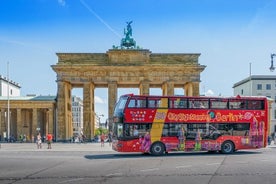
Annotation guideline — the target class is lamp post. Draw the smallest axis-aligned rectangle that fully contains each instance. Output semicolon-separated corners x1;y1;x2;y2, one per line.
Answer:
269;53;276;72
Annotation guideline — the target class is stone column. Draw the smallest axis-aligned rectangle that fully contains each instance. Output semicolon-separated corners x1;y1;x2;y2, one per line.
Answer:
0;109;5;138
56;81;72;141
139;80;150;95
184;82;193;96
192;82;200;96
162;81;174;96
108;81;117;120
48;108;54;134
16;109;22;138
184;82;200;96
83;82;95;139
32;108;37;137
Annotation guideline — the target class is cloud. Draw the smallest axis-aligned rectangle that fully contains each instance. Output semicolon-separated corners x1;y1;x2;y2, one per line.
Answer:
95;96;104;104
58;0;66;6
205;89;215;96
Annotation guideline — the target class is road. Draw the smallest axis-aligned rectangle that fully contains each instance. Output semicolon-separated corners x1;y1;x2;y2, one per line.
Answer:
0;143;276;184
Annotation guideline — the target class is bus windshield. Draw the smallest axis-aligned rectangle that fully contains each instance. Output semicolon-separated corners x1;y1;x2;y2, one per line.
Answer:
114;96;128;117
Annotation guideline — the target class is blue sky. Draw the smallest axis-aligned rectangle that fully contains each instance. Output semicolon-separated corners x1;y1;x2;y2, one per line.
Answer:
1;0;276;119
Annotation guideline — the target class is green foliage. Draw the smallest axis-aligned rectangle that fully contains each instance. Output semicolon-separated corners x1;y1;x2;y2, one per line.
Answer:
95;127;108;136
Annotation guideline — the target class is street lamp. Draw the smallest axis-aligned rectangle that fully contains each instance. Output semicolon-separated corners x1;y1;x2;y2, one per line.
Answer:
269;53;276;72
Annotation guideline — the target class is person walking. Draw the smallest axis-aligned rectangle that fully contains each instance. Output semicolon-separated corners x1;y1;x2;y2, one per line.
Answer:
100;133;105;147
46;133;53;149
108;131;113;146
36;133;42;149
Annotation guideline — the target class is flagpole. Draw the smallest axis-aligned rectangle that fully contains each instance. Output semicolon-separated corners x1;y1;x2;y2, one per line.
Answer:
7;62;10;142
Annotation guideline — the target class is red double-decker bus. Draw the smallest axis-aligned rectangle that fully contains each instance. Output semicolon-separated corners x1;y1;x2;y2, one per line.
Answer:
112;94;271;155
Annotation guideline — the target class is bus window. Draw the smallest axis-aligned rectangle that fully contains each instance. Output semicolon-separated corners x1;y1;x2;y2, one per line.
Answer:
162;124;169;136
128;99;136;108
114;96;128;116
128;97;147;108
158;98;168;108
169;98;188;108
247;100;264;110
114;123;123;138
229;99;246;109
124;124;152;138
147;97;168;108
148;99;157;108
189;99;209;109
210;99;228;109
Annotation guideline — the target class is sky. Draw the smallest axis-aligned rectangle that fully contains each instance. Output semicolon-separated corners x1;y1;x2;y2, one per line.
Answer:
1;0;276;119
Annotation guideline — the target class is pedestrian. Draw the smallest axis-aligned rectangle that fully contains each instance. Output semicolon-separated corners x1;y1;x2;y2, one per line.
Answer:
268;135;272;145
141;130;151;153
100;133;105;147
36;133;42;149
46;133;53;149
19;134;23;143
108;131;113;146
81;134;86;143
23;134;26;143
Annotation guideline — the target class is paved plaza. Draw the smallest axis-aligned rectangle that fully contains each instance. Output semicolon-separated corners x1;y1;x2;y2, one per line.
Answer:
1;142;276;184
0;142;114;152
1;141;275;152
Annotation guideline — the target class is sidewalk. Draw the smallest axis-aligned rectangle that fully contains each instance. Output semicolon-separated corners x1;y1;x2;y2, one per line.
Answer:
0;142;114;152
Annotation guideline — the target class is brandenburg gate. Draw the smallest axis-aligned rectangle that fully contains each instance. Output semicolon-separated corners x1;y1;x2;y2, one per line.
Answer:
51;22;206;141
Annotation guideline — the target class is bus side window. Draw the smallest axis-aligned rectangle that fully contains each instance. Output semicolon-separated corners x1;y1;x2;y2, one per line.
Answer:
239;101;246;109
128;99;136;108
148;100;156;108
248;100;264;110
210;99;228;109
137;99;147;108
179;100;187;108
158;98;168;108
169;98;187;108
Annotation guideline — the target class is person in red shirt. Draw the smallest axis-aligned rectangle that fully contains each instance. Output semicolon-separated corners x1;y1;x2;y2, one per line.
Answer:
100;133;105;147
46;133;53;149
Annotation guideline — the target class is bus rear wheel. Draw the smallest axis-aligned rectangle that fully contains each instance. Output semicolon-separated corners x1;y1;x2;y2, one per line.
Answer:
221;141;234;154
150;142;165;156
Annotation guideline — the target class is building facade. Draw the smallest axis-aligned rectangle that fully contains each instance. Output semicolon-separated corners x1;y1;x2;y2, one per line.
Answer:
233;75;276;135
72;96;83;137
0;75;21;97
0;95;56;142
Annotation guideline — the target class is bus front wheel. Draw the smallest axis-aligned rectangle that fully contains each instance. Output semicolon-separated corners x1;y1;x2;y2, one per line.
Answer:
221;141;234;154
150;142;165;156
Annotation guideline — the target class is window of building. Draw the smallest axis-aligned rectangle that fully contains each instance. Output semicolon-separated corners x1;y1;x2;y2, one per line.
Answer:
266;84;271;90
274;109;276;119
241;89;243;95
257;84;262;90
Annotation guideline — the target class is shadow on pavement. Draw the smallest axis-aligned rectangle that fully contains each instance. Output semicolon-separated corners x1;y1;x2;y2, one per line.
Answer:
84;150;262;160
